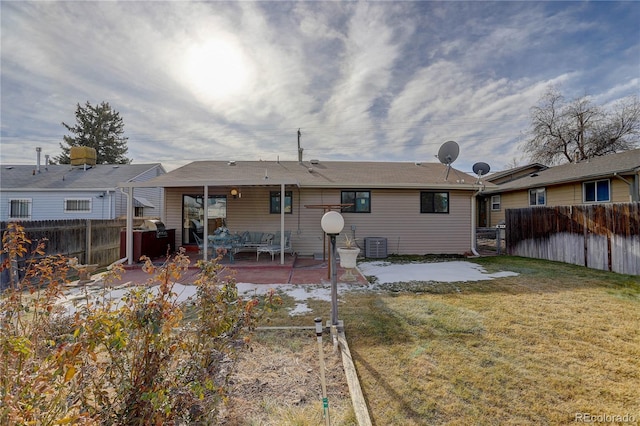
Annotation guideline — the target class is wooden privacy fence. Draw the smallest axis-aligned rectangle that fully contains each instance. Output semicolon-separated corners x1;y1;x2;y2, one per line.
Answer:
505;203;640;275
1;219;130;290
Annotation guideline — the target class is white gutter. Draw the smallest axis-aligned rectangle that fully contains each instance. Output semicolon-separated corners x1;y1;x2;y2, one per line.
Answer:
4;188;118;192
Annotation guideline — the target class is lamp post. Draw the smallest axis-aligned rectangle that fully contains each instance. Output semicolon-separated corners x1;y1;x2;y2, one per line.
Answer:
321;211;344;326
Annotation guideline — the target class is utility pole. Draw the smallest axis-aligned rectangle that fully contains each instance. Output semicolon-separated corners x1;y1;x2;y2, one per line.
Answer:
298;128;303;164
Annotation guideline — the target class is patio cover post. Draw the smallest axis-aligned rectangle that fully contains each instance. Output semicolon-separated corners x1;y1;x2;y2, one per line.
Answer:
126;188;134;265
203;185;208;262
280;182;285;264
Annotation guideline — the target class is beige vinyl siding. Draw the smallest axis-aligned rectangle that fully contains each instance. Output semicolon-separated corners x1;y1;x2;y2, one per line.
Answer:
488;176;637;227
165;186;473;256
489;192;524;227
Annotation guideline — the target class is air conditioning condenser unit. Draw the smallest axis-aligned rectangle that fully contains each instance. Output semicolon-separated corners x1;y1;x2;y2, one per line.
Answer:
364;237;387;258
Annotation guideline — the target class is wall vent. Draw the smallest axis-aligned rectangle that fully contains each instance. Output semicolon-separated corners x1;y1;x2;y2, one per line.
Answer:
364;237;387;258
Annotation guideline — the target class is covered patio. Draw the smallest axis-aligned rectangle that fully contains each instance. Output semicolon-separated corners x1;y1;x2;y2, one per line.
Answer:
119;176;300;267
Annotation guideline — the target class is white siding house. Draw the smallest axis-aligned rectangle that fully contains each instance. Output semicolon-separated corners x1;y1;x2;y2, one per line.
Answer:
1;163;166;221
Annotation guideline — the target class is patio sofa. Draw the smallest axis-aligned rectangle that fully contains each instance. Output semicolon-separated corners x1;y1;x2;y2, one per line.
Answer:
236;231;274;252
207;229;293;262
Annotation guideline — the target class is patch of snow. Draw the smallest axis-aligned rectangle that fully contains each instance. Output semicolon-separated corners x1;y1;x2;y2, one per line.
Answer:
56;261;518;316
357;260;519;284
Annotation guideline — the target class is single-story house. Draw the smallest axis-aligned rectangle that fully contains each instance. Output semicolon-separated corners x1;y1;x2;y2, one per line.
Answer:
479;148;640;227
119;159;488;264
1;157;166;221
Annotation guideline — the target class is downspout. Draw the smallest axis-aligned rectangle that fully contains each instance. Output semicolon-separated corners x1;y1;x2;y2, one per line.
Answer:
470;190;480;256
614;172;639;202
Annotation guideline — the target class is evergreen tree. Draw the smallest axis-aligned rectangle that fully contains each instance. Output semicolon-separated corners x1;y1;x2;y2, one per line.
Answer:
56;101;131;164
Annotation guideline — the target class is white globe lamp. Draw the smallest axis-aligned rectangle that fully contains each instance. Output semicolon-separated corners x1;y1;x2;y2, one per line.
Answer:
320;211;344;326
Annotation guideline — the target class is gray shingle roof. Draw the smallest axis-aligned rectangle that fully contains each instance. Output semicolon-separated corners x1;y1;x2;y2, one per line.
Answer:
135;160;485;190
483;149;640;193
1;164;164;190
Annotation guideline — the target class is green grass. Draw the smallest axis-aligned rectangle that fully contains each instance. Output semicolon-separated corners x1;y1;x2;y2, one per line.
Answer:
262;256;640;425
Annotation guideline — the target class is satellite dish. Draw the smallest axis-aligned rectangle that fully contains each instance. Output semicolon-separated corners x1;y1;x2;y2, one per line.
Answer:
472;162;491;177
437;140;459;180
437;141;459;165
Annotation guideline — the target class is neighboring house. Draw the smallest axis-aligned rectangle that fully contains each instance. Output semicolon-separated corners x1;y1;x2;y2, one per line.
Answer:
475;163;548;227
1;161;166;221
119;159;486;263
483;163;547;185
480;149;640;227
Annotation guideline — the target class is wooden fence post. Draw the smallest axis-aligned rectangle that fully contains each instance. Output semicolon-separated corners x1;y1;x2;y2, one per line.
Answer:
86;219;92;265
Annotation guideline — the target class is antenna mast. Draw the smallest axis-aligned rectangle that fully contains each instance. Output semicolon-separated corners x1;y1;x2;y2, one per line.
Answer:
298;128;303;164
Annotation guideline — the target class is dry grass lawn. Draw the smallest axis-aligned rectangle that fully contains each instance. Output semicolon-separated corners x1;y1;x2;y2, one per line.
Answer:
264;256;639;425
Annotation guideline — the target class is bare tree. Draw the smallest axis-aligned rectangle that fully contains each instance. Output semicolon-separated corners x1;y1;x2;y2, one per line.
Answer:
525;87;639;165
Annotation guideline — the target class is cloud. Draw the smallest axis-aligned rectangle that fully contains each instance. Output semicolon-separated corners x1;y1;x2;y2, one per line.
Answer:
1;1;638;173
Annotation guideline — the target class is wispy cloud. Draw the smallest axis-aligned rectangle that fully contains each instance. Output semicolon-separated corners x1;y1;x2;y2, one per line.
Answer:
1;1;638;173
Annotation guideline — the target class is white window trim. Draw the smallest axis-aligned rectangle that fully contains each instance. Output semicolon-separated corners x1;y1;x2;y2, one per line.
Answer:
583;179;611;203
64;198;92;213
529;188;546;206
491;195;501;211
9;198;32;220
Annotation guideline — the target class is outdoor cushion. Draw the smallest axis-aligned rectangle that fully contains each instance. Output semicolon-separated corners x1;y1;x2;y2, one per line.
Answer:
238;231;273;248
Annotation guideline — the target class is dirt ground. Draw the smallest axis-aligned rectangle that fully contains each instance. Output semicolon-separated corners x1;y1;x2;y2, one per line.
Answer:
218;329;355;425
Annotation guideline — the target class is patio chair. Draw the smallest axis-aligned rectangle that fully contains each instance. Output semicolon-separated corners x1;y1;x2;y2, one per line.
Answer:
193;232;210;255
256;231;293;261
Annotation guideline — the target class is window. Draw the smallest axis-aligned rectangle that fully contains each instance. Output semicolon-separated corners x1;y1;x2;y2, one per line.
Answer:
270;191;292;214
529;188;546;206
491;195;501;211
64;198;91;212
421;191;449;213
9;199;31;219
583;179;610;203
341;191;371;213
134;206;144;217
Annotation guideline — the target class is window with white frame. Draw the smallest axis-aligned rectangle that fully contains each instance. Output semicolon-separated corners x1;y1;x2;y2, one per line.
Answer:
9;199;31;219
529;188;546;206
583;179;610;203
491;195;501;211
64;198;91;213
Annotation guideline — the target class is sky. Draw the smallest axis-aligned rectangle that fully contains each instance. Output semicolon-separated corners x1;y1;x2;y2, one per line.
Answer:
1;1;639;174
58;260;520;316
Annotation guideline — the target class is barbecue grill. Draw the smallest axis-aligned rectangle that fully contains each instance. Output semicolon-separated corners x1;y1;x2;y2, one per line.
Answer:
119;220;175;261
144;219;168;238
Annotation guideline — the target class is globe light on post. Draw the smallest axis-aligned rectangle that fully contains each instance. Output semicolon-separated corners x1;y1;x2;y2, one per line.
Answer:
321;211;344;326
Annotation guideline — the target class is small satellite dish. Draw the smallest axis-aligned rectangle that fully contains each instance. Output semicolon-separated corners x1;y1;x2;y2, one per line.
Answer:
472;162;491;177
437;140;459;180
472;162;491;184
